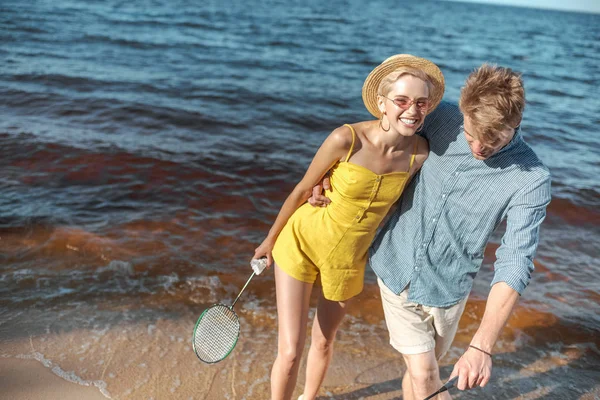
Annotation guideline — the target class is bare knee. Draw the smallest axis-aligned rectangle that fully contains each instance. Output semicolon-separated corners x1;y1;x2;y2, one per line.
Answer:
310;333;335;354
277;344;303;368
407;365;438;388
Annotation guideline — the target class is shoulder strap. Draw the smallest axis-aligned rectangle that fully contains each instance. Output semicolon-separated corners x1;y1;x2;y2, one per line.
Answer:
407;137;419;172
343;124;356;162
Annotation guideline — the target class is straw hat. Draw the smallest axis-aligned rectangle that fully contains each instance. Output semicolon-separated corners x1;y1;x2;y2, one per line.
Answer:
362;54;445;118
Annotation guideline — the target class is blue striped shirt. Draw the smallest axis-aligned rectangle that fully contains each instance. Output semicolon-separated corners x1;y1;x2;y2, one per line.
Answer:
368;102;552;307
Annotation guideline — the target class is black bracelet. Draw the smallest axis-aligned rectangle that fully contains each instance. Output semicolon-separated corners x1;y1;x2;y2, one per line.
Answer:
469;345;493;358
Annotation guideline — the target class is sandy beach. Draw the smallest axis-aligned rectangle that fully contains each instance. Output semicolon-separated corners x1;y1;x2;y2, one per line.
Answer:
0;286;413;400
2;287;599;399
0;358;107;400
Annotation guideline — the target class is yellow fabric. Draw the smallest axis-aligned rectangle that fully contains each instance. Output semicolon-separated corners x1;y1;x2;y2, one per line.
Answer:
272;124;417;301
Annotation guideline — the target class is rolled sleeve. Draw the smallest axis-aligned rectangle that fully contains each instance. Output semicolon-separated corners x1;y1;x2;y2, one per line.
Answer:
491;174;552;294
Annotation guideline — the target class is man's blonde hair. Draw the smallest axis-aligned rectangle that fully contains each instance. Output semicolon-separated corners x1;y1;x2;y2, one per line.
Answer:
459;64;525;141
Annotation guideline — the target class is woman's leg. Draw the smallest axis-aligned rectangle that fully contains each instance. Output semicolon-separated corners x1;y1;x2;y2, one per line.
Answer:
301;289;349;400
271;263;314;400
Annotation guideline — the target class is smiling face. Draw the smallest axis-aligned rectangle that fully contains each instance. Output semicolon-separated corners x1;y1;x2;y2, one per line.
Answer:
377;74;430;137
463;116;516;160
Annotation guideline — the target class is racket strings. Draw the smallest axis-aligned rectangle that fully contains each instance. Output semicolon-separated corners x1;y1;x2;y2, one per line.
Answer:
193;305;240;363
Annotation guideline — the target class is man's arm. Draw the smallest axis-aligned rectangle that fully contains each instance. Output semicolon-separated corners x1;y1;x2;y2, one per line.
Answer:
451;282;518;389
451;174;552;390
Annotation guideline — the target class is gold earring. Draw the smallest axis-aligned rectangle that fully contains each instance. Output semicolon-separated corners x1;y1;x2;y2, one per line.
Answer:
380;114;390;132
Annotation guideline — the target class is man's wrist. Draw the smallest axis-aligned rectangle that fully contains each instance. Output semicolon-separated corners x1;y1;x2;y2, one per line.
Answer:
469;336;494;354
468;344;493;358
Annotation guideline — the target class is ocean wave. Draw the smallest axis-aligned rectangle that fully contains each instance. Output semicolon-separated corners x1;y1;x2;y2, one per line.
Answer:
82;34;171;50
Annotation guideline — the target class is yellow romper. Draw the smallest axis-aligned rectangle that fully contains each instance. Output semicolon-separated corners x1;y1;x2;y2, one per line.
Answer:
272;124;417;301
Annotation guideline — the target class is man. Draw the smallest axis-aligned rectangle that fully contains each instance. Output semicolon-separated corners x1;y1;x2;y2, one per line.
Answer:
310;64;551;399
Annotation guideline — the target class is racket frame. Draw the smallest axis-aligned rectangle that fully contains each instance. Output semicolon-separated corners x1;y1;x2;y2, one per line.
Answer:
192;304;240;364
192;258;266;364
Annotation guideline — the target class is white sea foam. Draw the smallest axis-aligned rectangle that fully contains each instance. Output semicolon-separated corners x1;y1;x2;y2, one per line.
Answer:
15;352;112;398
12;269;37;279
98;260;134;275
91;324;110;337
159;272;180;293
187;275;222;304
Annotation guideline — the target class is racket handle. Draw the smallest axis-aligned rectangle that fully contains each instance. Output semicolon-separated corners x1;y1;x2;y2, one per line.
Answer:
250;257;268;275
423;376;458;400
442;376;459;390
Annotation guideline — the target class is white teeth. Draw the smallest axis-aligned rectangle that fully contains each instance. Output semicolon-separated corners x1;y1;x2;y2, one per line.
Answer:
400;118;417;124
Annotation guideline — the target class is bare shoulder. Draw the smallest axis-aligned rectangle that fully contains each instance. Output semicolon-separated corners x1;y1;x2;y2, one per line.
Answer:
413;135;430;168
328;124;355;150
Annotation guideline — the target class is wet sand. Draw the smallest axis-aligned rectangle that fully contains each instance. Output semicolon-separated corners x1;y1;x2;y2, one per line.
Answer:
0;358;107;400
0;291;408;400
2;285;599;400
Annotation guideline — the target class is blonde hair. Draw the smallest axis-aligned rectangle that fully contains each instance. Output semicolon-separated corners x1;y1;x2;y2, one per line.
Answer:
378;67;434;99
459;64;525;141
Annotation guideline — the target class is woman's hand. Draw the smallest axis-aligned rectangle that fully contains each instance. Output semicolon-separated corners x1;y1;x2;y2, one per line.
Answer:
253;238;275;269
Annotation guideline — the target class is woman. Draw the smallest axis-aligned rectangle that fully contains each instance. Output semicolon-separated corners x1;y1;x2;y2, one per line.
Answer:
253;54;445;400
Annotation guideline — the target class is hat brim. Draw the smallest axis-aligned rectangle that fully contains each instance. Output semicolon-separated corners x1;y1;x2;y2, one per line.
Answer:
362;54;445;118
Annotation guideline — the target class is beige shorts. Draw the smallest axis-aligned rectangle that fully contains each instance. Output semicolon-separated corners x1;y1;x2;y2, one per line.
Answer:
378;278;467;359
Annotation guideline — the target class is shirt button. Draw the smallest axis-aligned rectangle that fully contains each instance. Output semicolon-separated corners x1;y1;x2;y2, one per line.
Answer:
414;267;419;271
376;176;381;182
422;243;426;248
454;171;459;176
442;194;446;198
432;218;436;222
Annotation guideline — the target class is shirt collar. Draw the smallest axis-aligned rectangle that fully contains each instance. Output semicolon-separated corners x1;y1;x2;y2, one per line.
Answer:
492;126;523;157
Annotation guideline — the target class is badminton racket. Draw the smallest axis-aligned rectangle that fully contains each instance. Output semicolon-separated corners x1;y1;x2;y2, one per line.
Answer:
423;376;458;400
192;257;267;364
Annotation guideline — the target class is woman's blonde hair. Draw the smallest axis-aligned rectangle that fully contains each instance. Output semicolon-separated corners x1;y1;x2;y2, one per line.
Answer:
378;67;434;99
459;64;525;141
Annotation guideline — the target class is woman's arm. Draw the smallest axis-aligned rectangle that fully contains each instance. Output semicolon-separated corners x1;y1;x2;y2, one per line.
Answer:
252;126;352;266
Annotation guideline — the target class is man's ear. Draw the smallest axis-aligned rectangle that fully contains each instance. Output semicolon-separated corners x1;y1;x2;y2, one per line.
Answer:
514;116;522;130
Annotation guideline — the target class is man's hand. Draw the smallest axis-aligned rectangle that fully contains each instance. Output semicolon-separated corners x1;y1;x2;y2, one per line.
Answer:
307;174;332;207
450;346;492;390
449;282;518;391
